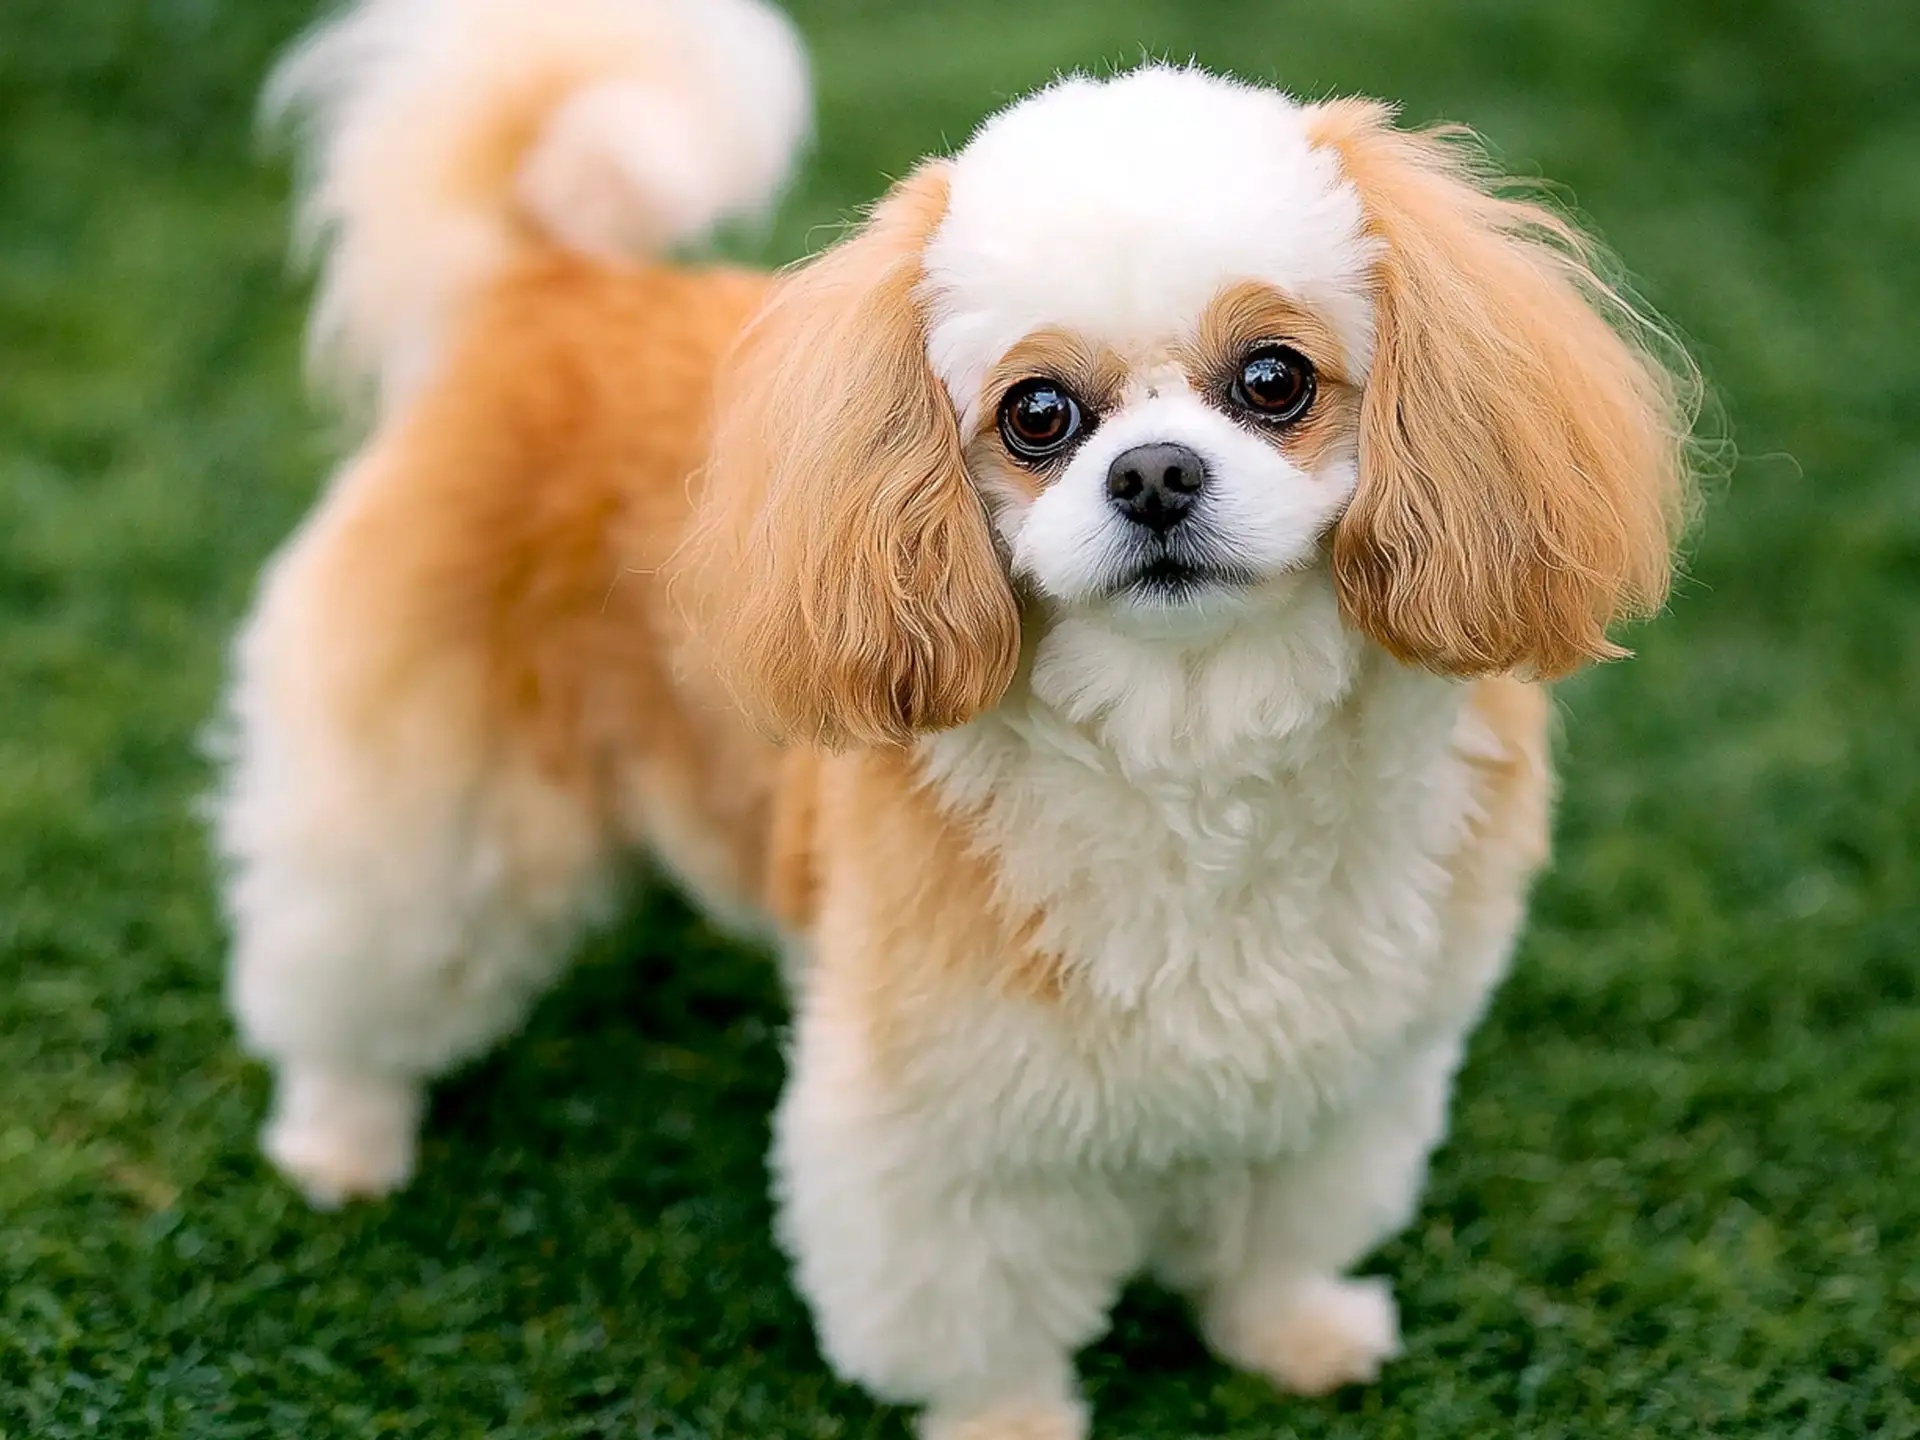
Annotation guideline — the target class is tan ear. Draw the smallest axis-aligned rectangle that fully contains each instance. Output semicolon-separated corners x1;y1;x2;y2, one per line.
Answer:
1308;100;1695;678
679;163;1019;748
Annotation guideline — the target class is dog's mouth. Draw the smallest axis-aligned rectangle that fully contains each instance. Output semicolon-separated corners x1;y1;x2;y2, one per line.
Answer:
1112;552;1260;604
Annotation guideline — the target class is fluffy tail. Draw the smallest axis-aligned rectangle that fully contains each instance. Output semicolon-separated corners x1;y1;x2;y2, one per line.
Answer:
266;0;810;409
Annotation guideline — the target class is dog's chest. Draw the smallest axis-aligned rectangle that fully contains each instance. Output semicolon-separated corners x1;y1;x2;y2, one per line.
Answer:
917;666;1476;1169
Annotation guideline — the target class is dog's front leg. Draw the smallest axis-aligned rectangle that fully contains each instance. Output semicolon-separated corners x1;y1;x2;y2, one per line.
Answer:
1187;1036;1467;1397
772;1029;1141;1439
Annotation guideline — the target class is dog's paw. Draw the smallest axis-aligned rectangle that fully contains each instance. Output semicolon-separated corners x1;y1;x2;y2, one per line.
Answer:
1211;1274;1402;1397
263;1067;421;1208
920;1397;1088;1440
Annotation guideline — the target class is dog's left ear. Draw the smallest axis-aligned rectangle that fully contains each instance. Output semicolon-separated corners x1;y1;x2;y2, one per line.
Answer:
1308;100;1695;679
680;162;1019;749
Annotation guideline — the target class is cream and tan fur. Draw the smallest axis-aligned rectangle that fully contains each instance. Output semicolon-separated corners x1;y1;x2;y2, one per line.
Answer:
213;2;1692;1435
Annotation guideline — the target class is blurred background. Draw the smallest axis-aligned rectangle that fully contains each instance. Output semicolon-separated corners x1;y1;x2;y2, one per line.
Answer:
1;0;1915;1435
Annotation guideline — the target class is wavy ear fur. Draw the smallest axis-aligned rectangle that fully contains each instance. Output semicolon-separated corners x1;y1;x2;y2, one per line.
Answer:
680;163;1019;748
1309;100;1695;678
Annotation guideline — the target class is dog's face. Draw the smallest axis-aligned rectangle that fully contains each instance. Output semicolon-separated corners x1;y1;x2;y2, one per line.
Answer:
923;69;1375;634
686;68;1691;748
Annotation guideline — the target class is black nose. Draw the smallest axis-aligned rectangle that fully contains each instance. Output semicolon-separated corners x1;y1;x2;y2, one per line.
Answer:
1106;442;1206;533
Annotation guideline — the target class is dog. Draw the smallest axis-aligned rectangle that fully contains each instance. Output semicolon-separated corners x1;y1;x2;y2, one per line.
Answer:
212;0;1694;1434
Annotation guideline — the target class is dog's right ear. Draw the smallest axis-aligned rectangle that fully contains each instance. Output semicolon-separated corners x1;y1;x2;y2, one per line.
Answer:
678;163;1020;750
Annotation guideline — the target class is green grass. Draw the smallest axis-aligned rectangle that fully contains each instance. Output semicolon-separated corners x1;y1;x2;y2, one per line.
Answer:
3;0;1916;1434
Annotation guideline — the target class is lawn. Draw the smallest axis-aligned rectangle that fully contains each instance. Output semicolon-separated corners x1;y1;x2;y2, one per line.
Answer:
2;0;1916;1435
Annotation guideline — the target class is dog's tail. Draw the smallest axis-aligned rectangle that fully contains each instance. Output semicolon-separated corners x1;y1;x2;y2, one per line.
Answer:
266;0;810;410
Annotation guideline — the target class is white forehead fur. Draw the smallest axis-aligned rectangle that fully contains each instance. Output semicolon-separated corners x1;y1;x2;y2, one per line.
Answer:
922;66;1379;426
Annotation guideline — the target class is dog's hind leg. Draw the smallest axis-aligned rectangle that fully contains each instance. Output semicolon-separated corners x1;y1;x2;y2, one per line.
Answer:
209;403;632;1206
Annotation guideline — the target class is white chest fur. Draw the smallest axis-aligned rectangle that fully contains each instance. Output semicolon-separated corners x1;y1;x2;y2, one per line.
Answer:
913;585;1484;1173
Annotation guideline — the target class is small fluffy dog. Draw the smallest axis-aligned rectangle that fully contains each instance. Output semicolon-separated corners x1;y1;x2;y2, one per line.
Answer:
214;0;1693;1433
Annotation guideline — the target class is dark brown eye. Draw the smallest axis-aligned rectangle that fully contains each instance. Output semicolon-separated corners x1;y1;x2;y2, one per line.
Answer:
1231;345;1315;423
998;379;1085;461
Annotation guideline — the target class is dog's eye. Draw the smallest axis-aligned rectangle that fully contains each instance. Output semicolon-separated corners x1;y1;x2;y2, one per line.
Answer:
998;379;1085;461
1231;345;1315;424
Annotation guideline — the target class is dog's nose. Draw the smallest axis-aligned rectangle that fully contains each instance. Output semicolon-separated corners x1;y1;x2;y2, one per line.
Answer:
1106;442;1206;533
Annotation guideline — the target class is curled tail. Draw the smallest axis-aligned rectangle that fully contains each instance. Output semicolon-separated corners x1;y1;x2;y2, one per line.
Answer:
266;0;810;409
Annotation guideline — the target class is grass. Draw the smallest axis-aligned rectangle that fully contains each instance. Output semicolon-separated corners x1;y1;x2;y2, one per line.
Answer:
2;0;1916;1434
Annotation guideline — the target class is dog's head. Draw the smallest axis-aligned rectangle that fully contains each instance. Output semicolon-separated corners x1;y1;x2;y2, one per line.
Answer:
685;67;1693;748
